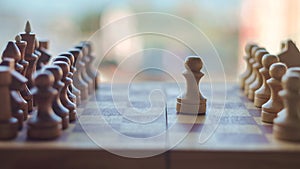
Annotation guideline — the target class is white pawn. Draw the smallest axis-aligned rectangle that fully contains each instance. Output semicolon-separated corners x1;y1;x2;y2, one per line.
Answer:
254;54;279;107
273;72;300;141
240;43;258;89
261;63;287;123
176;56;206;115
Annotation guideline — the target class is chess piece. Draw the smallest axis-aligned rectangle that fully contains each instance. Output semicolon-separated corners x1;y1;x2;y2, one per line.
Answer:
27;70;62;140
2;42;31;120
44;65;69;129
20;21;38;89
75;44;93;94
53;61;77;122
15;35;33;114
69;48;89;100
36;40;51;70
0;66;19;140
176;56;206;115
254;54;279;107
273;72;300;141
81;41;99;90
2;41;24;72
244;46;264;96
240;43;258;89
261;63;287;123
278;39;300;67
1;58;28;128
248;49;269;100
52;56;76;105
58;52;81;105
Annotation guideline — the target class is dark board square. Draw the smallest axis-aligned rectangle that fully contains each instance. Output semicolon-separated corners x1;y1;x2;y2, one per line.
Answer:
225;102;246;109
215;133;269;144
248;109;261;117
220;116;257;125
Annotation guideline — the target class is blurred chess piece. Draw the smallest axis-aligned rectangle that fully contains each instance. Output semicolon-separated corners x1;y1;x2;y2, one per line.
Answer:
261;62;287;123
273;71;300;141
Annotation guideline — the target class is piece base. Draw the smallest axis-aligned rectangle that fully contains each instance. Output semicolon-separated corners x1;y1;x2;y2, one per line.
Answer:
176;98;206;115
0;118;19;140
62;117;69;130
261;110;277;123
273;124;300;142
27;125;61;140
69;111;76;122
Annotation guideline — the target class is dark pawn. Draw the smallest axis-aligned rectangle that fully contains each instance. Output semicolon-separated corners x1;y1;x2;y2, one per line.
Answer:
0;66;18;140
52;56;76;105
74;44;93;94
53;61;77;122
44;65;69;129
69;48;89;100
27;70;62;140
1;58;28;129
59;52;81;105
81;41;98;90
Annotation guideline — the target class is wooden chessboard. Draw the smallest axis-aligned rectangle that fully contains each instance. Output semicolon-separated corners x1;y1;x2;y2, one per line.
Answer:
0;82;300;169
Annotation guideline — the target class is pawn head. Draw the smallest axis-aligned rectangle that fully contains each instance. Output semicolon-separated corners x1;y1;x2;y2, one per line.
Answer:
58;52;75;65
255;49;268;64
185;56;203;72
53;61;69;78
262;54;279;69
245;43;258;56
34;70;54;88
250;46;261;58
69;48;82;62
44;65;63;82
269;62;287;80
52;56;71;66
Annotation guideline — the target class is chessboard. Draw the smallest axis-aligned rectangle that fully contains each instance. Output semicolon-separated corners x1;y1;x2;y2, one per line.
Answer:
1;82;300;169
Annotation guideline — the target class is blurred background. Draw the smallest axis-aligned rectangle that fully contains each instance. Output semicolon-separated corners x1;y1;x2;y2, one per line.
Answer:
0;0;300;82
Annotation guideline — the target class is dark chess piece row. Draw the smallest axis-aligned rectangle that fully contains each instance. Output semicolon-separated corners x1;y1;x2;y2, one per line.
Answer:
0;21;99;140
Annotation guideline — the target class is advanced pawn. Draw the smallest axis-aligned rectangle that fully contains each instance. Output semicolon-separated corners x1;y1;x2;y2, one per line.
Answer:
176;56;206;115
261;62;287;123
273;72;300;141
27;71;62;140
254;54;279;107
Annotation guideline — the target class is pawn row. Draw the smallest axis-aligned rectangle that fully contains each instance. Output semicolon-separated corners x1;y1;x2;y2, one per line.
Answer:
240;40;300;142
0;40;98;140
